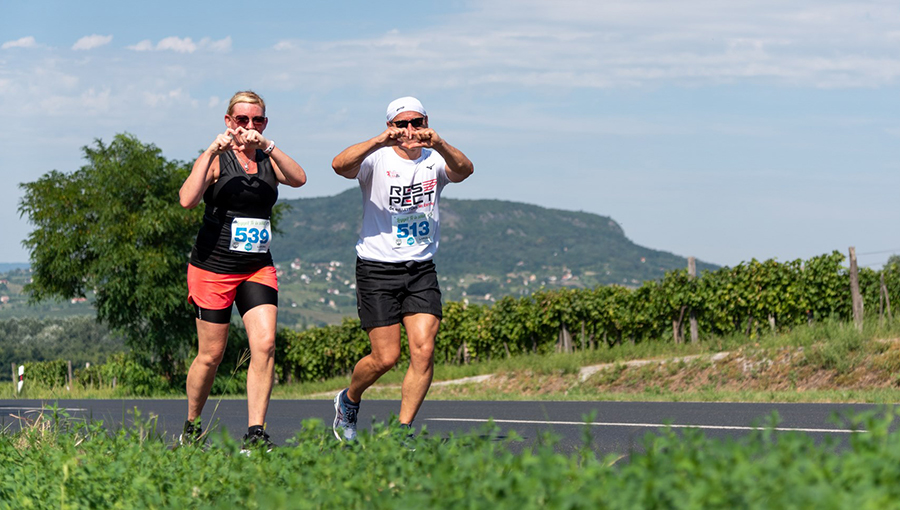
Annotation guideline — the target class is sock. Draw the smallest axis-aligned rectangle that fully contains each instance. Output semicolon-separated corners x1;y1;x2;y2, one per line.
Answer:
248;424;265;436
342;389;360;408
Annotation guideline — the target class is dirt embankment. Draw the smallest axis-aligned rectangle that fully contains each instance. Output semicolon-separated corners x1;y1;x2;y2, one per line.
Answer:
426;339;900;399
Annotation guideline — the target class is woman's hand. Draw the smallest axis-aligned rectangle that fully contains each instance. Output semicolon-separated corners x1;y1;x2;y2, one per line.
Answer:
230;127;269;152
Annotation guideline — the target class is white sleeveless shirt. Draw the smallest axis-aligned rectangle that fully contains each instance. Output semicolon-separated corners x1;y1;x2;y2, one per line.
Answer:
355;147;451;263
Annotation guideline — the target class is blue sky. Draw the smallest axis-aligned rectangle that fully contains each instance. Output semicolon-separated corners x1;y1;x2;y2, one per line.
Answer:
2;0;898;268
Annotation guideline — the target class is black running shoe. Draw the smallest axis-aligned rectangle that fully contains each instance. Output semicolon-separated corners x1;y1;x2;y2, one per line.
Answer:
241;426;275;454
179;419;204;446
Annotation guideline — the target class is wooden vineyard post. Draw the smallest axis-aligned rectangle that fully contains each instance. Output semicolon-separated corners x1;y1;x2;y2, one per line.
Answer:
688;257;699;343
849;247;864;331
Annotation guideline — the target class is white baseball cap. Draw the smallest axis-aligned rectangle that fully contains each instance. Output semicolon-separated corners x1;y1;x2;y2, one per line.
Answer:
386;96;427;122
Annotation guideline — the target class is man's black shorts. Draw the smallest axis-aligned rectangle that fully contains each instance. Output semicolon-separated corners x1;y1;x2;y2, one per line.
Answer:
355;257;443;330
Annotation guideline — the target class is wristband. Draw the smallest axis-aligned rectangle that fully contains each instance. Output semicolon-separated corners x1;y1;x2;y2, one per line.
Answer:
263;140;275;154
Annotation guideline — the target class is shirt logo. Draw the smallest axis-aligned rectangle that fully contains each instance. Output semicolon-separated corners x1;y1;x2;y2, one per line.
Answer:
389;179;438;208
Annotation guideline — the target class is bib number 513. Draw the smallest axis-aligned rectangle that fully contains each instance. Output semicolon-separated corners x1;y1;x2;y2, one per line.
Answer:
396;221;430;238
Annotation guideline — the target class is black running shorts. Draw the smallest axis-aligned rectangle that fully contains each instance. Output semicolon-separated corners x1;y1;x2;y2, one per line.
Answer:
355;257;443;330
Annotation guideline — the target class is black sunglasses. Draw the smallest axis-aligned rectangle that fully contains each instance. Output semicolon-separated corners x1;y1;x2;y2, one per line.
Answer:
392;117;426;129
232;115;267;126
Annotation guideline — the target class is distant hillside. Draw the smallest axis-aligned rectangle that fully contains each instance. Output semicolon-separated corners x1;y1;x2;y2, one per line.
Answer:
0;263;29;273
0;190;717;329
275;189;716;290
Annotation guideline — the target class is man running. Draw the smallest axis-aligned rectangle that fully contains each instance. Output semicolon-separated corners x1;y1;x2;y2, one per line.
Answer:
331;96;474;442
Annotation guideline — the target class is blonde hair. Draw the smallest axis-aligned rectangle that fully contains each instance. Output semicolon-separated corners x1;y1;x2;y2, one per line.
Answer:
227;90;266;116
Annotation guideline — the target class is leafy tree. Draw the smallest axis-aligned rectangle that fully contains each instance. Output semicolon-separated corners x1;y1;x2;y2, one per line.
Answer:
886;255;900;271
18;134;201;377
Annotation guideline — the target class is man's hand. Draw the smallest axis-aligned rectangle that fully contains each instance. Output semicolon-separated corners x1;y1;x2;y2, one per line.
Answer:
403;128;443;150
375;126;407;147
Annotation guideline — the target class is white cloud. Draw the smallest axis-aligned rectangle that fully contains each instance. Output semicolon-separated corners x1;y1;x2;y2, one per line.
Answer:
144;88;187;108
2;36;37;50
125;36;231;54
157;36;197;53
127;40;155;52
305;0;900;90
72;34;113;51
200;36;231;53
79;87;113;111
273;40;297;51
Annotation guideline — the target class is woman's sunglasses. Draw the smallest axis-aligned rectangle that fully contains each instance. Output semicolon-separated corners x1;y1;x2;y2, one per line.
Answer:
392;117;426;129
231;115;267;126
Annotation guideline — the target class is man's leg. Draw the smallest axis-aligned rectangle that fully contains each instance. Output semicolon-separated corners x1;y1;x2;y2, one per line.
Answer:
242;303;277;428
398;313;439;425
347;323;402;402
186;320;229;421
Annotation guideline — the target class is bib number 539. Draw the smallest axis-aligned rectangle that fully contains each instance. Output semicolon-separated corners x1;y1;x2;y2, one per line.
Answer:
230;217;271;253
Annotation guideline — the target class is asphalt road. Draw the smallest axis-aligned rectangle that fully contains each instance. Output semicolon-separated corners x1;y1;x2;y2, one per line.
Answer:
0;398;888;454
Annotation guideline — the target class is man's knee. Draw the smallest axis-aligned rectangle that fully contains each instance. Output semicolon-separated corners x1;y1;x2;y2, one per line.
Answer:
372;350;401;372
409;341;434;363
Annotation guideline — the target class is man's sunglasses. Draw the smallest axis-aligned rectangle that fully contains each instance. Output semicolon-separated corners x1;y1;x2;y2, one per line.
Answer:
231;115;267;126
392;117;426;129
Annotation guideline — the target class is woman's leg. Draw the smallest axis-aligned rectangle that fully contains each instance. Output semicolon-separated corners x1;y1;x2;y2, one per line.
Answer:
186;319;229;421
242;303;277;428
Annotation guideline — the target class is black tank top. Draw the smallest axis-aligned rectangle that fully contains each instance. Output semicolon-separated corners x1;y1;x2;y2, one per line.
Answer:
189;150;279;274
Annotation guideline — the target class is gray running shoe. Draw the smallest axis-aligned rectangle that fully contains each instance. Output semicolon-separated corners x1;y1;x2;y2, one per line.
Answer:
333;389;358;442
397;422;416;452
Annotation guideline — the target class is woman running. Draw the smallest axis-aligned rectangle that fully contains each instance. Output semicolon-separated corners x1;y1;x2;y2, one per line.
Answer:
178;90;307;451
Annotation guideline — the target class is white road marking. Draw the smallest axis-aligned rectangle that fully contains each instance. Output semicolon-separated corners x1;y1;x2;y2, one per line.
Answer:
425;417;865;434
0;407;88;412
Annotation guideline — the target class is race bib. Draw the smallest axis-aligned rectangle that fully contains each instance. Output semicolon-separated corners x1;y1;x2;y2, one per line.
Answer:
229;217;271;253
392;211;433;248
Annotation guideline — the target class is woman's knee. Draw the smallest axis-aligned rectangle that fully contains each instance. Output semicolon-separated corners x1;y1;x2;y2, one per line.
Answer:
250;335;276;359
195;349;225;368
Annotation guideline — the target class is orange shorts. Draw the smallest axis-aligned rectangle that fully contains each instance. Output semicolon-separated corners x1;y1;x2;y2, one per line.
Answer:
187;264;278;311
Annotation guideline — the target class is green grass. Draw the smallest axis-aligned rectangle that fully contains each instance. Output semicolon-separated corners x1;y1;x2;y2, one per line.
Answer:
5;406;900;508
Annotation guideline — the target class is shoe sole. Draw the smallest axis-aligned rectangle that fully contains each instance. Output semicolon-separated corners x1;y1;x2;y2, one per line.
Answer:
239;447;274;456
332;392;343;442
178;434;208;449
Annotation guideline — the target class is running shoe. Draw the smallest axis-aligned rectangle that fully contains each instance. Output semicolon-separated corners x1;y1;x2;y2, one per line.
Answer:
179;419;203;446
240;426;276;454
396;422;417;452
333;388;358;442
